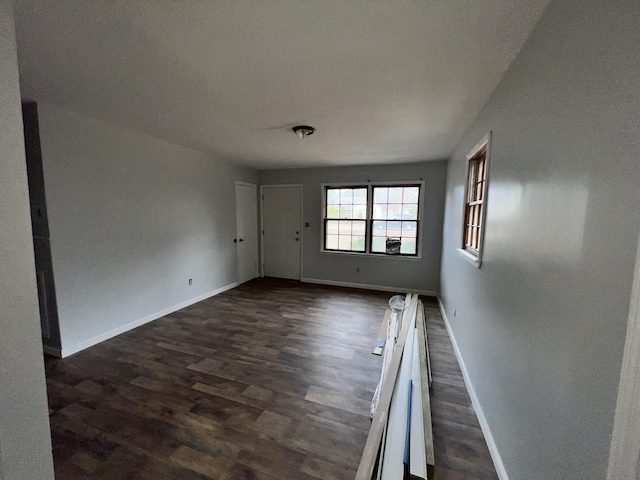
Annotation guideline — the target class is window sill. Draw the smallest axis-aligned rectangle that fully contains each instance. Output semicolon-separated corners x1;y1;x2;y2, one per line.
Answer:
320;250;422;261
457;248;481;268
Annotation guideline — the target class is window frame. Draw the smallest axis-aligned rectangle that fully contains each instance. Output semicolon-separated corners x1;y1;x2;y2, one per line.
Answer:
323;186;369;254
321;180;424;258
458;132;491;267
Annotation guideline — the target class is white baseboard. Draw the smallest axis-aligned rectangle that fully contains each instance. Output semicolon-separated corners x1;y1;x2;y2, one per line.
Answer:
59;282;239;358
42;344;62;358
300;277;436;297
437;296;509;480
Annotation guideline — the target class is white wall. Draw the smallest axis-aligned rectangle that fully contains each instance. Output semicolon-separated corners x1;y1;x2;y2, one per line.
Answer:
0;2;54;479
36;104;258;355
439;1;640;479
260;161;446;293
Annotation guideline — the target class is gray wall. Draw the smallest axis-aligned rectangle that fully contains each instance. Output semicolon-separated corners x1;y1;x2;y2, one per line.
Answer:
0;2;55;479
260;161;446;293
439;1;640;479
37;104;258;354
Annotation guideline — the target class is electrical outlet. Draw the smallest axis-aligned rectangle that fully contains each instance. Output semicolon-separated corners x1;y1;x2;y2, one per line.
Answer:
356;267;360;273
188;279;192;285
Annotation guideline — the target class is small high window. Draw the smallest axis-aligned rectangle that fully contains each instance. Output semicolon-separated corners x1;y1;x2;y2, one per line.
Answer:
461;133;490;264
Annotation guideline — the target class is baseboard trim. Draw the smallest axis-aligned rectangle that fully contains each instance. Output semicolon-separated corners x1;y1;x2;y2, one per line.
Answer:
42;344;62;358
301;277;436;297
437;296;509;480
59;282;239;358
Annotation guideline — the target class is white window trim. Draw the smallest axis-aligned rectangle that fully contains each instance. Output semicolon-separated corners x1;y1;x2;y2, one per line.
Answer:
457;247;481;267
320;180;425;259
460;132;491;268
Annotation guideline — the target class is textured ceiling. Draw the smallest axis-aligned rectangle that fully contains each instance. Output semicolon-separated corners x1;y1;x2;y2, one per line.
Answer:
14;0;550;169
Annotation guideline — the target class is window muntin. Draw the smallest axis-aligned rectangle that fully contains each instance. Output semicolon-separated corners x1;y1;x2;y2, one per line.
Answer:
323;183;421;256
463;143;488;257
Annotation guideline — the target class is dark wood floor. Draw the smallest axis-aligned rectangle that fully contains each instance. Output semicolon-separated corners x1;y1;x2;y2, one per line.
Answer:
44;278;497;479
424;301;499;480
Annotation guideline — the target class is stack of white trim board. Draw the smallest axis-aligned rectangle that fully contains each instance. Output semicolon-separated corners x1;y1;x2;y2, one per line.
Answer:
358;294;435;480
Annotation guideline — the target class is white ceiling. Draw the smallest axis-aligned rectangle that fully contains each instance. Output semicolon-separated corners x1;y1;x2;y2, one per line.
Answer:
14;0;550;170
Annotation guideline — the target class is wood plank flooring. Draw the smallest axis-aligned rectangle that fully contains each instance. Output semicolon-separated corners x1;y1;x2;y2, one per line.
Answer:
424;301;499;480
44;278;497;479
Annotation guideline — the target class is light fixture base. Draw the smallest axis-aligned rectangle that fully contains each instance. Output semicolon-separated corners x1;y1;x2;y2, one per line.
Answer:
293;125;315;138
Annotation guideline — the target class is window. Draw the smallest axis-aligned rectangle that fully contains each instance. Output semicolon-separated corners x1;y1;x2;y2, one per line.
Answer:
461;133;490;263
325;187;368;252
323;183;422;256
371;186;420;255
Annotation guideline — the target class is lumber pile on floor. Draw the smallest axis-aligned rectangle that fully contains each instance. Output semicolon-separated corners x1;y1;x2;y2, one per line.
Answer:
358;293;435;480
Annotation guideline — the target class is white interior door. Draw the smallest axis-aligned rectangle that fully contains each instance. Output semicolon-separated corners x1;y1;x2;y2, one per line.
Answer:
235;182;258;284
262;185;302;280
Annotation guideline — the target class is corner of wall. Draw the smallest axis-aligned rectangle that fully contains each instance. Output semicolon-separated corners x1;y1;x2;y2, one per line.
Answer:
59;281;239;357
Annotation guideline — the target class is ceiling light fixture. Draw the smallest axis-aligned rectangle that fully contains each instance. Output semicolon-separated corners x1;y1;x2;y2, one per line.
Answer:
292;125;315;139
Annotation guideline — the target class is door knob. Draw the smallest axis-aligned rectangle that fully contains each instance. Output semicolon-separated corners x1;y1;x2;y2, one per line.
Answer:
295;238;299;241
239;238;244;242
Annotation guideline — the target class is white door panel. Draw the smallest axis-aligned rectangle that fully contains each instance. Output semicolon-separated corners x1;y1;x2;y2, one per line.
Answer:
262;186;301;280
236;182;258;284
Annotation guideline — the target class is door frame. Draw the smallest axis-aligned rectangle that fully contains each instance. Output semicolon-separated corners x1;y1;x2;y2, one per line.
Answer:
235;181;258;284
607;225;640;479
259;184;304;279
